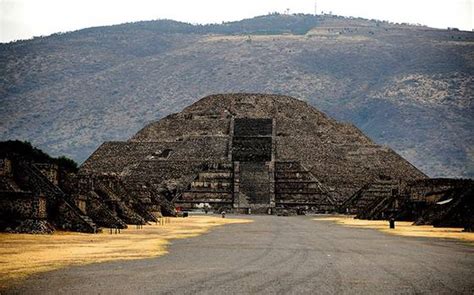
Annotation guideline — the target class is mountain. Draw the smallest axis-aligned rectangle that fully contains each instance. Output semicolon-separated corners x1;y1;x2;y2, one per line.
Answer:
0;13;473;178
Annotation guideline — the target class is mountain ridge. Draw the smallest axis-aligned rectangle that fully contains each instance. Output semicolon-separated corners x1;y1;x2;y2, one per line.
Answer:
0;13;472;178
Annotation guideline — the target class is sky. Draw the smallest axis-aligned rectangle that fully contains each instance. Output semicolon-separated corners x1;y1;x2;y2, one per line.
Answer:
1;0;473;42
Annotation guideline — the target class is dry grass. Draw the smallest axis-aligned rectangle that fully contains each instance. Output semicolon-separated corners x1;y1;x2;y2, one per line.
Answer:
0;216;251;289
314;215;474;244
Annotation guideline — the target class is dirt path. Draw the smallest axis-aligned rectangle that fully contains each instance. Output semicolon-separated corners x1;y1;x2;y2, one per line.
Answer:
6;215;474;294
0;216;249;290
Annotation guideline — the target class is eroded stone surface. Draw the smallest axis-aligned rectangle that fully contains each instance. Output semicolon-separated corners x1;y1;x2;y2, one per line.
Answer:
80;93;426;213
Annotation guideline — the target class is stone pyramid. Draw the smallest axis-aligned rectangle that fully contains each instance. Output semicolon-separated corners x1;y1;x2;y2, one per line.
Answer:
80;94;426;213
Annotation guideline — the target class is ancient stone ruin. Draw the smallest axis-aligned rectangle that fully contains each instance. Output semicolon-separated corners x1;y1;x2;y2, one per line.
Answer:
0;140;165;233
80;93;426;214
2;93;471;233
341;178;473;231
0;156;97;233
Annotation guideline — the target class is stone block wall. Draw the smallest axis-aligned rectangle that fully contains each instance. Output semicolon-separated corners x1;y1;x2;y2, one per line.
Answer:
0;159;103;233
81;138;229;177
34;163;59;186
344;178;474;226
180;162;234;207
341;180;399;214
94;184;146;225
405;179;470;203
85;194;127;229
131;115;231;142
56;200;97;233
276;137;426;200
414;182;473;229
14;161;63;199
75;196;87;214
0;158;12;176
0;192;47;220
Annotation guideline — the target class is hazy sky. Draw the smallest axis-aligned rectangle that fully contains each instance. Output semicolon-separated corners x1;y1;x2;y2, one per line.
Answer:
1;0;472;42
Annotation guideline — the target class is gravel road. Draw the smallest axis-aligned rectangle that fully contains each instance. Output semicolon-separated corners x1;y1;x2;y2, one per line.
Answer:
7;215;474;294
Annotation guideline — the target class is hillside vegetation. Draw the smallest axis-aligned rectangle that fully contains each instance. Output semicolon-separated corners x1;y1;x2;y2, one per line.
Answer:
0;140;78;172
0;14;472;178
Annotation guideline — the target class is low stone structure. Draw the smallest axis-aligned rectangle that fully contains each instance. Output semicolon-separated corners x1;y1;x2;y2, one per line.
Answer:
0;140;149;233
0;157;97;233
343;178;473;230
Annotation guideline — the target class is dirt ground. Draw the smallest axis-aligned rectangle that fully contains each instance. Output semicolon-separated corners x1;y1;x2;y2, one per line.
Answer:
313;215;474;244
7;215;473;295
0;216;251;289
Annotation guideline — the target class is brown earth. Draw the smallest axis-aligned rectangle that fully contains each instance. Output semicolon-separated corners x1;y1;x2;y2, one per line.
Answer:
0;216;251;289
314;215;474;244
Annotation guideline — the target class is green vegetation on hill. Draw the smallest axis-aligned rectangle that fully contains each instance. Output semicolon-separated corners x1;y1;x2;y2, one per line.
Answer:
108;13;321;35
0;140;78;172
0;14;472;178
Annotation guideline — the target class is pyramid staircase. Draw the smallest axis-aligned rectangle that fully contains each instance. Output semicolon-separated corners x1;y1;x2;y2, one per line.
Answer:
148;186;178;217
103;180;158;222
87;191;127;229
341;180;399;215
275;161;336;211
95;182;146;225
18;162;64;197
17;161;98;232
356;193;399;220
56;199;99;233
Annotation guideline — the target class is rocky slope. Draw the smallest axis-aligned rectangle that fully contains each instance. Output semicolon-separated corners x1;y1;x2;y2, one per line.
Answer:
0;14;472;178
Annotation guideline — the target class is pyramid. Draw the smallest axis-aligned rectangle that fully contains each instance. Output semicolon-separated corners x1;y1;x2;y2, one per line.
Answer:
80;94;426;213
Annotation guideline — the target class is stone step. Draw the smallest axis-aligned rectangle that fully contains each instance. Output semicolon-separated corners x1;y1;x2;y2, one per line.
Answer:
362;191;393;195
186;188;233;193
275;180;319;185
81;215;97;226
194;177;233;183
200;171;232;174
368;185;397;190
276;191;327;197
276;172;311;176
276;188;323;194
190;182;232;190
